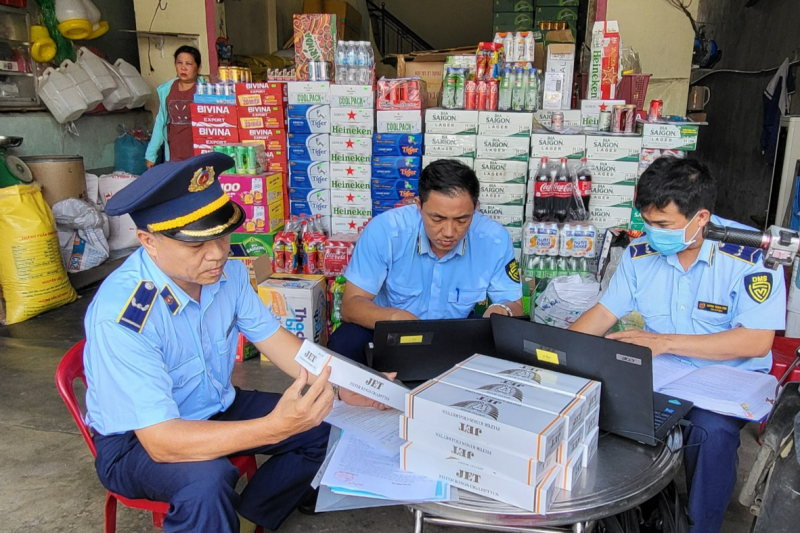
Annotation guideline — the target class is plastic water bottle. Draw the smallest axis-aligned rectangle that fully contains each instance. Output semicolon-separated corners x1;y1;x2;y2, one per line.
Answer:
356;42;369;85
346;41;358;84
336;41;349;84
498;67;513;111
512;67;526;111
525;68;539;112
364;42;375;85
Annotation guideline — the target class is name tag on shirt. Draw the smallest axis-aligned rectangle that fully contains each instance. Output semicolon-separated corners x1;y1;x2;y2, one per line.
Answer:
697;302;728;314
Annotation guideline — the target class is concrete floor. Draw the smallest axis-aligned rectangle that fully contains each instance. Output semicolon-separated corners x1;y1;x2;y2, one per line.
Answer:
0;285;758;532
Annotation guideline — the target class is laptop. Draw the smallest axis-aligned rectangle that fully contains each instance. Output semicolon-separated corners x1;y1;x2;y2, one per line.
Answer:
370;318;496;383
490;314;693;446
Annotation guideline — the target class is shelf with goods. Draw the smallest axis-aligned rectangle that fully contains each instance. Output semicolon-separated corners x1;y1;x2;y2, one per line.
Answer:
0;4;39;107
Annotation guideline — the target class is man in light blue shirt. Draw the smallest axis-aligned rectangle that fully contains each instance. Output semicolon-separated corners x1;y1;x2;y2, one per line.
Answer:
571;158;786;533
329;159;523;364
84;153;381;533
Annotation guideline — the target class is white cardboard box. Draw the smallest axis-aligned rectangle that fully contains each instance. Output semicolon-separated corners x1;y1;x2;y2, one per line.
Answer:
330;135;373;157
546;44;575;111
479;204;525;227
287;81;330;105
478;111;534;137
640;123;700;151
331;215;371;233
422;155;474;169
534;110;582;129
405;380;566;462
530;134;587;159
257;277;327;345
587;160;639;184
585;406;600;432
330;188;372;207
582;426;600;468
330;176;372;191
295;340;407;410
475;159;528;184
479;182;526;206
589;194;634;208
331;204;373;218
377;110;423;134
580;99;626;128
330;162;371;180
591;182;636;199
556;447;584;491
329;84;374;108
330;107;375;125
589;205;632;229
425;108;480;135
424;134;478;158
476;135;529;161
400;416;557;487
585;135;643;162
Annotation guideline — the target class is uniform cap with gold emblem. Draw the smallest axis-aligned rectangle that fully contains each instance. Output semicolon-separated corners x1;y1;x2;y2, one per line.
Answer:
105;152;243;242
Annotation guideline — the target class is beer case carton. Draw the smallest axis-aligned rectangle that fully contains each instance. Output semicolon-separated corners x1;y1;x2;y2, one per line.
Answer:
479;182;526;206
579;99;626;128
372;200;411;214
295;340;409;410
329;84;374;108
372;156;422;179
400;441;562;513
331;176;372;192
589;205;632;229
529;134;586;159
492;0;535;12
239;115;285;130
290;194;332;217
373;188;418;201
230;232;279;259
400;416;558;487
289;187;330;203
371;177;418;194
478;111;534;137
330;162;371;180
287;133;330;161
630;207;645;232
475;159;527;184
330;107;374;125
236;200;284;234
588;21;621;100
423;155;475;170
556;447;584;491
332;204;373;218
238;128;286;153
235;82;287;104
591;182;636;197
258;275;328;346
190;104;238;127
589;194;634;208
424;134;478;158
492;12;534;32
377;110;423;134
286;81;331;105
287;104;331;134
585;135;643;162
534;109;582;129
425;108;480;135
640;123;700;151
476;135;530;161
582;425;600;468
330;188;372;208
331;215;371;234
192;125;240;142
479;204;525;227
546;44;575;110
405;380;565;462
329;135;373;159
219;173;283;205
586;160;639;184
237;102;285;118
460;354;602;413
193;94;235;105
373;133;423;157
288;160;330;189
331;122;375;136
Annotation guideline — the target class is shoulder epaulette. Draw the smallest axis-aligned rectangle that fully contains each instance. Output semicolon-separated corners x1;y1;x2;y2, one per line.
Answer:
717;243;762;265
629;242;660;259
116;280;158;333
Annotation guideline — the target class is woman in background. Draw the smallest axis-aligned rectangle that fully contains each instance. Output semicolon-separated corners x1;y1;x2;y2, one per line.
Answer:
145;46;203;167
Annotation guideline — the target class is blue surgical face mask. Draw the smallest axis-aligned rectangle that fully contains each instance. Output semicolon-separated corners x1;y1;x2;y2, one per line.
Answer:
644;213;701;255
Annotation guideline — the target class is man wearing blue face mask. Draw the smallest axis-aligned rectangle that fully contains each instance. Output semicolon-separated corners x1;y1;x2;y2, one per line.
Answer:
570;157;786;533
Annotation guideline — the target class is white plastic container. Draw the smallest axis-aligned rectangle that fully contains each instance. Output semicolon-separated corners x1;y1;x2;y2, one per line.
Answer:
114;59;152;109
60;59;103;109
38;67;87;123
77;48;115;96
101;60;132;111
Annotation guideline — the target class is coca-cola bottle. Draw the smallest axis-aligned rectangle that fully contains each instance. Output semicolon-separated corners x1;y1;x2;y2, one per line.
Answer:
552;158;572;223
576;157;592;216
532;157;552;222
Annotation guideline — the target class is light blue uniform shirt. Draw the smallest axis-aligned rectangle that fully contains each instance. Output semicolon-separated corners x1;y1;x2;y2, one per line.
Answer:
345;205;522;319
600;216;786;372
84;247;280;435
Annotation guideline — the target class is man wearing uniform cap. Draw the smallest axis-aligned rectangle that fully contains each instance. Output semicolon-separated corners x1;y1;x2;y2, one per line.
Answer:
83;152;384;533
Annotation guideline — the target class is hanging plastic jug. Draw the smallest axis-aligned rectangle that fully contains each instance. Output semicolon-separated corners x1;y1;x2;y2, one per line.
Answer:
100;59;132;111
77;47;116;96
114;59;152;109
55;0;92;40
60;59;103;109
80;0;108;40
30;25;57;63
38;67;87;123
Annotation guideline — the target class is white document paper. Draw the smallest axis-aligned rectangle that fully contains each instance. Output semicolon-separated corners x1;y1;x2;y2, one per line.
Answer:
320;432;449;502
652;354;697;391
324;402;405;455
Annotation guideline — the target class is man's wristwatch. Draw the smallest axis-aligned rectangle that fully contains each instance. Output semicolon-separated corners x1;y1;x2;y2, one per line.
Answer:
488;303;514;316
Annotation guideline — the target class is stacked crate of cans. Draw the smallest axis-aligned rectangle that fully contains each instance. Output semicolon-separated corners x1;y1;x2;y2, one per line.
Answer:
235;82;290;176
371;78;425;220
474;111;534;260
286;81;333;232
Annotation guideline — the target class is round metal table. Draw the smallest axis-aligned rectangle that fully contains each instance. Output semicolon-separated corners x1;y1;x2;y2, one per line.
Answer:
409;429;683;533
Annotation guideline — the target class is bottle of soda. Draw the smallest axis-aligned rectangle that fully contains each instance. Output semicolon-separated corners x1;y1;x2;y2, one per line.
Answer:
552;157;572;223
576;157;592;216
533;157;552;222
524;67;539;112
498;67;513;111
556;256;569;277
511;67;525;111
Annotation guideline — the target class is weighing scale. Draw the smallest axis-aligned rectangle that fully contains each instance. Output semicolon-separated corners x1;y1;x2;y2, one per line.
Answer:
0;136;34;188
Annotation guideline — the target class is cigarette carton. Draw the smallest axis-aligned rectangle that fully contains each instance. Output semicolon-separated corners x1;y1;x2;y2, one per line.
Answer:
400;417;558;487
586;160;638;185
580;99;625;129
529;134;586;159
219;173;282;205
287;105;331;134
331;215;371;233
329;135;373;159
332;204;373;218
556;447;584;491
422;155;475;169
287;133;330;161
479;182;526;206
329;84;374;108
476;135;529;161
478;204;525;227
406;380;565;461
585;135;643;162
372;156;421;179
557;422;584;464
330;176;371;192
478;111;534;137
588;21;621;100
330;162;371;180
459;354;601;413
373;133;423;157
331;188;372;207
640;123;700;151
585;406;600;431
236;200;284;234
424;134;478;158
288;160;331;189
287;81;331;105
582;426;600;468
425;108;480;135
475;159;527;184
295;340;408;410
377;110;423;134
258;276;327;345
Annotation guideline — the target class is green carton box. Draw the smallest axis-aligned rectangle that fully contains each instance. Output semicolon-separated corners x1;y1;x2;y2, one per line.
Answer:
230;231;279;258
535;6;579;22
495;23;535;32
536;0;579;6
640;124;700;151
492;0;534;13
493;11;534;28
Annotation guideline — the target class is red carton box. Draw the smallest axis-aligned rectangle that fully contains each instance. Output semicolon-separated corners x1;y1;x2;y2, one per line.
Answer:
235;82;287;107
190;104;238;127
238;103;285;118
192;125;240;142
193;139;231;155
237;199;285;234
239;115;286;130
235;333;260;362
293;13;336;81
240;128;287;153
219;173;284;205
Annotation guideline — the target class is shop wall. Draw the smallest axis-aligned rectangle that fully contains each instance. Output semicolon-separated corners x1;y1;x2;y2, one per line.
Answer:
377;0;492;50
76;0;139;68
693;0;800;224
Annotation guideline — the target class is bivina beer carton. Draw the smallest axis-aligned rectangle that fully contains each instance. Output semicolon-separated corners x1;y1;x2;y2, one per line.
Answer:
422;155;474;169
330;162;371;180
288;160;331;189
476;135;529;161
424;108;480;135
478;111;534;137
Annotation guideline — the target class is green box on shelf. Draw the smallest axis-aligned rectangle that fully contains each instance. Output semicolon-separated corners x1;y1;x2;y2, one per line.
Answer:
492;0;534;13
536;0;580;7
535;6;579;22
494;11;534;28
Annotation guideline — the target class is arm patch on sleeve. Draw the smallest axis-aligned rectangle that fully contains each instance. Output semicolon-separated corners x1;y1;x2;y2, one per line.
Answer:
505;259;520;283
745;272;773;304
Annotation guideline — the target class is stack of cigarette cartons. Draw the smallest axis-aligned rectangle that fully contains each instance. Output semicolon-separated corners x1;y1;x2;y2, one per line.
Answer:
475;111;533;260
400;354;601;512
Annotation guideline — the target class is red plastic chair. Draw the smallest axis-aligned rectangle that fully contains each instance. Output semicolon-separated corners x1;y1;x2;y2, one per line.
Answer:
769;336;800;384
56;340;263;533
